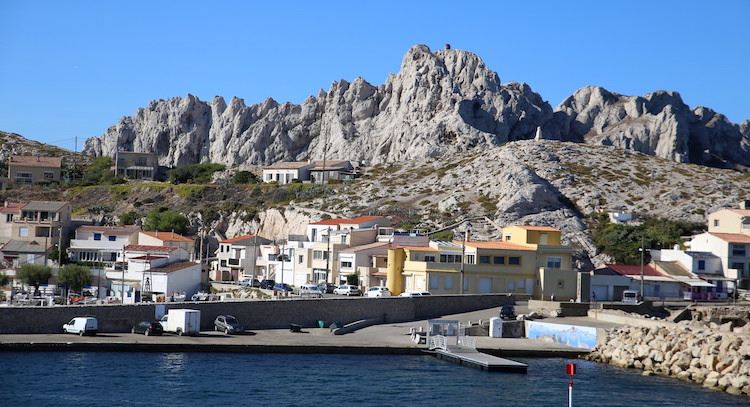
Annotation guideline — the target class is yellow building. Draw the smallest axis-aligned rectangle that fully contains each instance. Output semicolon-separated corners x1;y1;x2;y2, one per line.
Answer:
387;226;579;300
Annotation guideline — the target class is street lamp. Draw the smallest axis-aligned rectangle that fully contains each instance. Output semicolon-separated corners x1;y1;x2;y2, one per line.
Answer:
457;221;471;295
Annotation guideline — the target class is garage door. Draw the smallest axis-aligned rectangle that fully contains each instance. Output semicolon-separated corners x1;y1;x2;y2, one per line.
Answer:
592;285;608;301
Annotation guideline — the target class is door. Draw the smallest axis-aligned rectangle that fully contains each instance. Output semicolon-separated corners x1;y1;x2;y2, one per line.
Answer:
479;278;492;294
592;285;608;301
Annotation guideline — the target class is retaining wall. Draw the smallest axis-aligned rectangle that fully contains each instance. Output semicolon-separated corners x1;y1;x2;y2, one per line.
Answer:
0;294;512;334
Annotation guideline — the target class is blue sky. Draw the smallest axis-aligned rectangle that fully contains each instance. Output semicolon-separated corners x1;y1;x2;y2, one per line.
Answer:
1;1;748;151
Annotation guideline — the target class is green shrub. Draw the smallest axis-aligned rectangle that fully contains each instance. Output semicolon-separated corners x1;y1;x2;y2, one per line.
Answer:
167;163;225;184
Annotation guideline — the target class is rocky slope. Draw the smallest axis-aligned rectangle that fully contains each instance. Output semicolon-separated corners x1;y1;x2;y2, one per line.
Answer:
82;44;750;170
16;139;746;271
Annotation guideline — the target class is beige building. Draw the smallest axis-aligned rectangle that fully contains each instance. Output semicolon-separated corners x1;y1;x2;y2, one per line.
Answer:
8;156;62;186
387;226;578;300
0;201;71;246
113;151;158;181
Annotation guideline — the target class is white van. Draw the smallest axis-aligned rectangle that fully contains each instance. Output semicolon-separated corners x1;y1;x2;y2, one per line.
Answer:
63;317;98;336
297;284;323;298
622;290;639;304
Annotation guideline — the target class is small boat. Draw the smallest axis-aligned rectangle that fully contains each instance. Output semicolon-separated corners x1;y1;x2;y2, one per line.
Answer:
171;291;186;302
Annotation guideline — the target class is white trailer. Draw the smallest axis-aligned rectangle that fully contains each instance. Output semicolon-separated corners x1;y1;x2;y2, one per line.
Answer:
159;309;201;336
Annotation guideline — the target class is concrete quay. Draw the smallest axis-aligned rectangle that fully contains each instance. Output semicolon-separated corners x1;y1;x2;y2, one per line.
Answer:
0;307;614;357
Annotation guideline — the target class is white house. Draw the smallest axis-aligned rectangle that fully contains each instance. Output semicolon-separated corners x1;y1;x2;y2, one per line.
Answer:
689;232;750;288
590;264;684;301
106;244;191;303
67;225;140;264
261;162;315;184
213;234;272;282
138;231;196;260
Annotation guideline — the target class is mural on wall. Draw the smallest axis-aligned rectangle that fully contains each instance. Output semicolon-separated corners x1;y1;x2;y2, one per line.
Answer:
525;320;598;349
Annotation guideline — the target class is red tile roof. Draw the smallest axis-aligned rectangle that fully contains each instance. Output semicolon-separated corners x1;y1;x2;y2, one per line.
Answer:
709;233;750;243
602;264;665;277
399;245;439;252
220;234;258;243
124;244;180;253
310;215;384;226
0;203;25;213
139;231;195;243
9;156;62;168
150;261;200;274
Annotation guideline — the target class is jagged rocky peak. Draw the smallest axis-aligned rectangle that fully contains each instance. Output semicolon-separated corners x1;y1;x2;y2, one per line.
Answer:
82;44;749;171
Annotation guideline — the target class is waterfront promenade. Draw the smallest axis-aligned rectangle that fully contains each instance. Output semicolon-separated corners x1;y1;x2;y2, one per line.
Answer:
0;306;618;356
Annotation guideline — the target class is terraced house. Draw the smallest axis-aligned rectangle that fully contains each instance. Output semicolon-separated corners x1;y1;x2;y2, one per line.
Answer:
386;226;578;299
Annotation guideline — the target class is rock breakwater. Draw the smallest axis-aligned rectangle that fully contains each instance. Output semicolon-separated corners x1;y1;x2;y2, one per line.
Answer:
586;325;750;396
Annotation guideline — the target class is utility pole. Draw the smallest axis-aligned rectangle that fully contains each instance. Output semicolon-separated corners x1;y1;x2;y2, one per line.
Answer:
460;231;466;295
325;226;331;283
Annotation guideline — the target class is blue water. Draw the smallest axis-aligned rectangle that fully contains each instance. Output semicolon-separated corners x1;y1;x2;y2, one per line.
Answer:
2;352;747;406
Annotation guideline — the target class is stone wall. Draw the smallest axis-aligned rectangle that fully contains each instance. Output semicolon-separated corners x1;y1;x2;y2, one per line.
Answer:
586;325;750;396
0;294;512;334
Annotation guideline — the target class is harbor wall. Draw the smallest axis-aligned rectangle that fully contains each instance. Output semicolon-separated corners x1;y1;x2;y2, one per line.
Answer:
0;294;513;334
586;325;750;396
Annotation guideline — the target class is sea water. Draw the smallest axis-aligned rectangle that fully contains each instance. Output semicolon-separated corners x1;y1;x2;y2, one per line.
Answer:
3;352;747;406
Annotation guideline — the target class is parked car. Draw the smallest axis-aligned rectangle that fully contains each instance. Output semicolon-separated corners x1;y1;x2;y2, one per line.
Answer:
240;278;261;287
214;315;244;334
499;305;516;320
295;284;323;298
131;321;164;336
366;286;391;298
62;317;98;336
333;285;361;296
260;279;276;289
398;290;432;297
273;283;293;292
317;283;336;294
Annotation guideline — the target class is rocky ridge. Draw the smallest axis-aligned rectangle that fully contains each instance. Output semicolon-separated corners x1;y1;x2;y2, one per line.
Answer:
82;45;750;170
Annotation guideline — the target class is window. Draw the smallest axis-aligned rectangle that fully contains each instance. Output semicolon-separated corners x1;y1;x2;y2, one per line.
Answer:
341;261;352;268
518;279;525;289
493;256;505;265
445;276;453;290
19;227;28;237
508;256;520;265
265;174;272;181
429;276;439;290
546;256;562;269
732;244;747;256
313;250;328;260
136;156;148;166
94;233;102;241
425;255;435;262
108;236;116;242
478;255;490;264
697;260;705;271
713;219;719;227
298;255;303;264
508;281;515;291
15;171;32;183
43;171;55;180
413;253;420;261
440;254;462;263
5;214;12;222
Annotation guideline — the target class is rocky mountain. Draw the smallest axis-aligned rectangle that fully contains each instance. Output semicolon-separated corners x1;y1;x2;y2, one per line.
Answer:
81;44;750;170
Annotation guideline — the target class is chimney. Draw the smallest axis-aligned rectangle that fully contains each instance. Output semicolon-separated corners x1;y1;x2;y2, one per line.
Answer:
464;230;470;242
156;230;159;237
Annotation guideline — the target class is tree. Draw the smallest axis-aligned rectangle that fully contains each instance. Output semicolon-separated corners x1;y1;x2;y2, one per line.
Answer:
346;272;360;286
143;207;189;235
48;247;70;265
16;264;52;295
57;264;92;294
167;163;225;184
0;271;10;287
232;170;258;184
119;211;140;226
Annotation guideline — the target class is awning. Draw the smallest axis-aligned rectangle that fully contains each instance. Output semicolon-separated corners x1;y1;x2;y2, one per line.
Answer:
685;281;715;287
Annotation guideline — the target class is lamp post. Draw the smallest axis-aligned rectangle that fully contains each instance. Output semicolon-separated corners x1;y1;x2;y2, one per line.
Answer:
456;221;471;295
639;236;645;302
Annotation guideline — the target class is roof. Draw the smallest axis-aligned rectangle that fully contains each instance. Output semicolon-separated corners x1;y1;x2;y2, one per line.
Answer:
728;209;750;216
9;156;62;168
139;231;195;243
219;234;271;245
22;201;69;212
653;261;695;278
310;215;384;226
462;240;538;251
77;225;141;235
600;264;665;277
708;233;750;243
124;244;180;253
511;225;560;232
684;251;719;259
149;261;199;274
262;161;314;170
129;255;168;261
1;240;51;253
0;203;25;213
339;242;389;253
399;245;439;252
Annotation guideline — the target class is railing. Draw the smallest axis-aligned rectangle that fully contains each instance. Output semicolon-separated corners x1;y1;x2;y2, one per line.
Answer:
429;334;447;351
457;335;476;349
